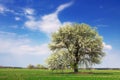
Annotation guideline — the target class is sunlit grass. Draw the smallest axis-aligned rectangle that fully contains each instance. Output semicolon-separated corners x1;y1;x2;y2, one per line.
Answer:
0;69;120;80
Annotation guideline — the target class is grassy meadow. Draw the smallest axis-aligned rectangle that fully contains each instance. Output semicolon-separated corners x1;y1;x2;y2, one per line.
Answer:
0;69;120;80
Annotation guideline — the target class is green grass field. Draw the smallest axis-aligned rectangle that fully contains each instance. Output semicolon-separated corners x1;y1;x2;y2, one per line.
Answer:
0;69;120;80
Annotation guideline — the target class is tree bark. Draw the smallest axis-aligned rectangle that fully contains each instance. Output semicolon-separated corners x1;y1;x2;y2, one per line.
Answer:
74;62;78;72
74;51;79;73
73;40;79;73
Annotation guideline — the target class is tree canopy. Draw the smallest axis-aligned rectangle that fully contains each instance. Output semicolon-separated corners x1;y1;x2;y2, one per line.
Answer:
47;23;105;72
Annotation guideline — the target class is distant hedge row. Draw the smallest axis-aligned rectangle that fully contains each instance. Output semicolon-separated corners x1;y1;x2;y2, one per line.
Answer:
27;64;47;69
0;66;22;69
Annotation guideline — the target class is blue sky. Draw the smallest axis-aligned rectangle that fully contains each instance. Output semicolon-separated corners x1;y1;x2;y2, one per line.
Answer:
0;0;120;68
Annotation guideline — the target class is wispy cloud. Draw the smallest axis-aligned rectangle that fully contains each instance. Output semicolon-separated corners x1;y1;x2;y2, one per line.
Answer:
24;1;73;34
15;17;21;21
0;4;21;15
0;4;13;14
24;8;34;15
0;31;50;55
0;4;5;13
55;1;73;14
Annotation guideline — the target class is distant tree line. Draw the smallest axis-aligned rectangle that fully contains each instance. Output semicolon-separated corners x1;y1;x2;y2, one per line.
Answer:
0;65;120;70
0;66;22;69
27;64;47;69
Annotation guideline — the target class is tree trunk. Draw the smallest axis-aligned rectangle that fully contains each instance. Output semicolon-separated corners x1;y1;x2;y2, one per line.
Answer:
73;41;79;73
74;54;79;73
73;53;79;72
73;62;78;73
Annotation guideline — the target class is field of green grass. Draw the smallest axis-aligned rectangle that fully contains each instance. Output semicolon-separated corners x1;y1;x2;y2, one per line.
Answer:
0;69;120;80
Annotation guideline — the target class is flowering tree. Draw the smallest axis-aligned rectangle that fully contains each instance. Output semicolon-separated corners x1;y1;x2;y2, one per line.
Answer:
47;23;105;72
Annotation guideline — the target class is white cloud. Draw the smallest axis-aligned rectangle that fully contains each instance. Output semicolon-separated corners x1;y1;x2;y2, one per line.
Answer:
0;4;19;15
0;31;50;55
10;44;49;55
39;13;62;33
24;1;73;34
15;17;21;21
103;42;112;50
26;15;35;20
0;5;5;13
25;13;62;33
56;1;73;14
0;4;13;13
25;20;38;30
0;5;34;16
94;50;120;68
24;8;34;15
